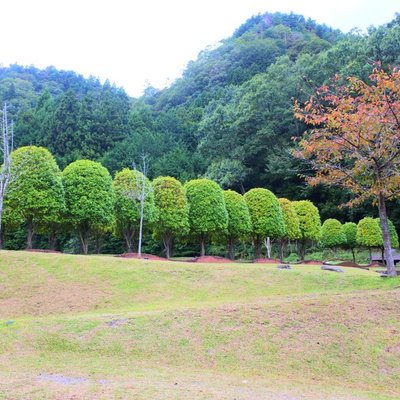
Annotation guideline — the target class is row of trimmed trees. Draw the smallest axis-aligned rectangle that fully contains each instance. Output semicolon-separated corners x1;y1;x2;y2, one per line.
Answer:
321;217;399;262
2;146;326;259
3;146;397;260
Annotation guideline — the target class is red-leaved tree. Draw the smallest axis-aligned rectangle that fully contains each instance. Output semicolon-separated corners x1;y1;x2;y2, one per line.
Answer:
294;66;400;276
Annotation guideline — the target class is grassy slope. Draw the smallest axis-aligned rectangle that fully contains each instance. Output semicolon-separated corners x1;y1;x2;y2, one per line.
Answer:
0;251;399;399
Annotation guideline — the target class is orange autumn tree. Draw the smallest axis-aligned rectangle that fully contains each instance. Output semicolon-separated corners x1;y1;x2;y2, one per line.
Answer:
294;66;400;277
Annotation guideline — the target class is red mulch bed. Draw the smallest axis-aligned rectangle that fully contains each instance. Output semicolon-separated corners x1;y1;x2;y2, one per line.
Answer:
191;256;233;263
367;261;385;268
24;249;63;254
116;252;168;261
254;258;281;264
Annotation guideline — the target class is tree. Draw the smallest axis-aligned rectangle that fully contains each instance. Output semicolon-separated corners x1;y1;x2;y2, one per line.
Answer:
278;198;300;261
321;218;346;251
223;190;252;260
62;160;114;254
152;176;189;259
342;222;358;262
0;104;14;247
294;66;400;276
292;200;322;261
356;217;383;262
244;188;285;259
113;168;156;254
6;146;64;249
184;178;228;256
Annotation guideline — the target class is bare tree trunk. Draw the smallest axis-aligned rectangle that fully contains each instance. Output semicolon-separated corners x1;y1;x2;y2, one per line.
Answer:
48;232;57;250
351;248;355;263
163;233;172;259
378;193;396;276
78;230;89;255
298;239;306;262
227;238;235;260
123;227;135;253
200;237;206;257
0;228;4;250
265;237;271;258
279;239;286;262
254;238;262;260
26;216;34;249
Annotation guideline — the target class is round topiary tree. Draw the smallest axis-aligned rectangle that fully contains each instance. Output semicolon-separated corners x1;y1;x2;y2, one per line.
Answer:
356;217;382;262
342;222;358;262
278;198;300;262
321;219;346;253
223;190;252;260
292;200;322;261
113;168;156;253
5;146;65;249
62;160;114;254
152;176;189;259
184;178;228;256
244;188;285;259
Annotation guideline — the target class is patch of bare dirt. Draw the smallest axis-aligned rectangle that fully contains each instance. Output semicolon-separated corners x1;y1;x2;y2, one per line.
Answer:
254;258;281;264
24;249;63;254
116;252;168;261
191;256;233;263
324;261;369;270
0;269;110;318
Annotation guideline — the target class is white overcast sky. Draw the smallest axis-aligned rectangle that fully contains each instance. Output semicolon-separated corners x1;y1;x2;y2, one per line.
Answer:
1;0;398;97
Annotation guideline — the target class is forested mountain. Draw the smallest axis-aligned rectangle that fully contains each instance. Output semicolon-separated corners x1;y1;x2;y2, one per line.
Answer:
2;12;400;223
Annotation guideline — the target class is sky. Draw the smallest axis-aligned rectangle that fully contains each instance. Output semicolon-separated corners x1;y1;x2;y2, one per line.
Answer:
1;0;398;97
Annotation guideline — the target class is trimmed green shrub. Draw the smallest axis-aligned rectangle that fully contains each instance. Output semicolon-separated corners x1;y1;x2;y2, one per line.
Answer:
113;168;156;253
184;178;228;256
278;198;300;261
152;176;189;259
6;146;65;249
321;218;346;249
63;160;114;254
223;190;252;260
292;200;322;261
244;188;285;259
342;222;358;262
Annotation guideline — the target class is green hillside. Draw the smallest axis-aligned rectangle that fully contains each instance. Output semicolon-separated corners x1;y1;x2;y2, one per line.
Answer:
0;251;399;399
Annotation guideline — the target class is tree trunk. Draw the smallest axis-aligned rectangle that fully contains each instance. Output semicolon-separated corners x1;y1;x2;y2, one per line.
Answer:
351;248;355;263
298;239;306;262
163;233;172;259
95;235;102;254
254;238;262;260
265;237;271;258
48;231;57;250
227;238;235;260
123;227;135;253
78;230;89;255
0;228;4;250
377;193;396;276
26;216;34;249
279;239;286;263
200;237;206;257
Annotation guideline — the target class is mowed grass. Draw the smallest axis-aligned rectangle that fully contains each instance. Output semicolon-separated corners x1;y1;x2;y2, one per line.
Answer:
0;251;399;399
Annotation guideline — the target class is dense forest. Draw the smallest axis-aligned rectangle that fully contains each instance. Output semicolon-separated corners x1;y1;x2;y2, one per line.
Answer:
1;11;400;253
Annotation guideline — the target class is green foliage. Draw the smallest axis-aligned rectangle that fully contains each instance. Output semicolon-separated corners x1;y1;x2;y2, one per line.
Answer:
342;222;357;249
113;168;156;251
6;146;64;234
223;190;252;240
62;160;114;252
184;178;228;239
292;200;322;241
375;218;399;248
152;176;189;244
321;219;346;248
244;188;285;240
278;198;300;240
356;217;383;248
204;159;249;190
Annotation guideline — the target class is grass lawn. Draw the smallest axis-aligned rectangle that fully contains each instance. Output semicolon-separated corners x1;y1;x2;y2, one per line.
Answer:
0;250;399;399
